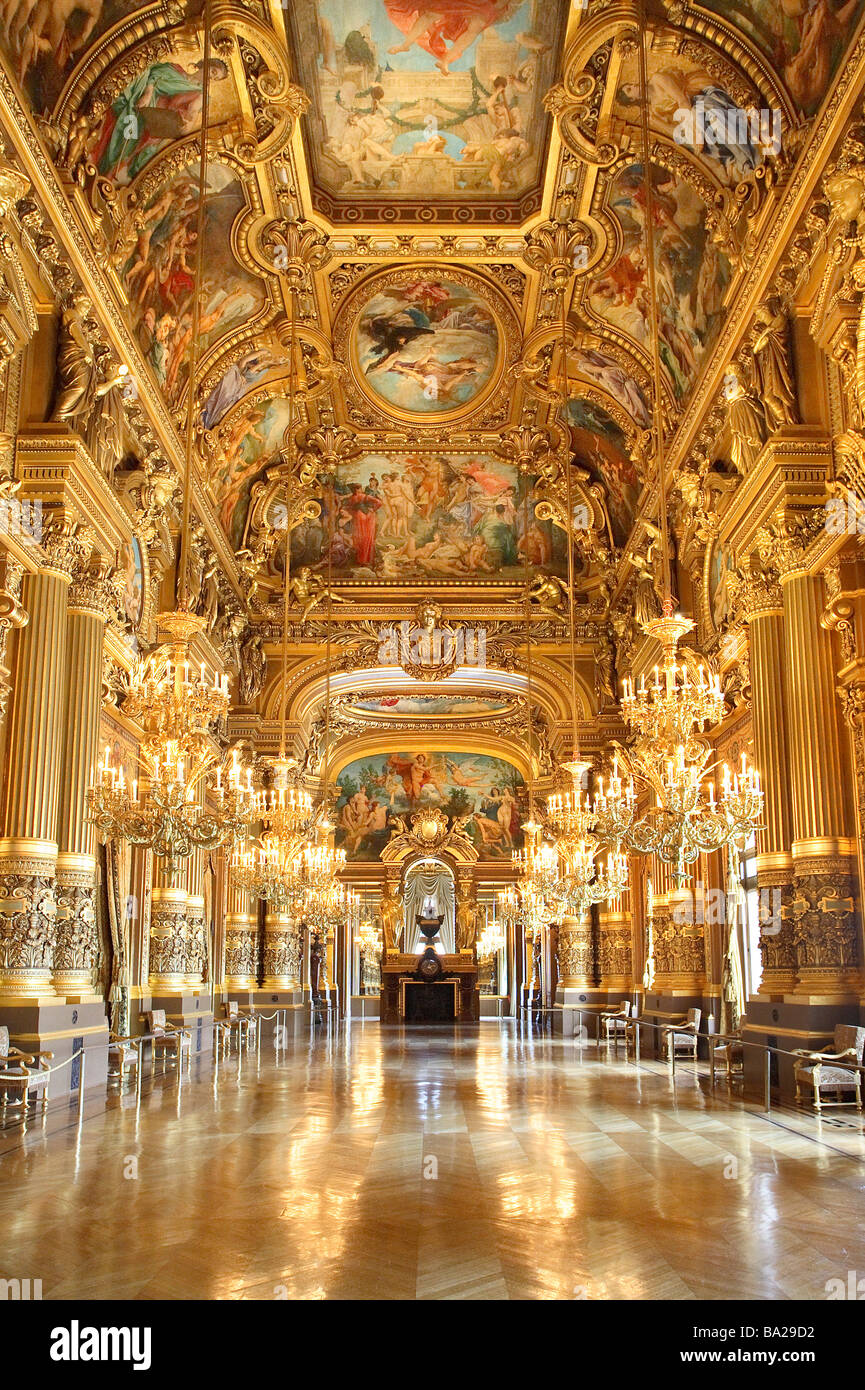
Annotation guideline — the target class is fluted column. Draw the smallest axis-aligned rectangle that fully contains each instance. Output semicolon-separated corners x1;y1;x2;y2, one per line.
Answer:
0;559;71;995
782;563;860;994
53;569;111;997
743;571;797;993
262;908;300;990
225;876;258;989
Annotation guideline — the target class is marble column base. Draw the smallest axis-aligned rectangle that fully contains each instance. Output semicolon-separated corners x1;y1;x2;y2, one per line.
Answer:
0;999;108;1096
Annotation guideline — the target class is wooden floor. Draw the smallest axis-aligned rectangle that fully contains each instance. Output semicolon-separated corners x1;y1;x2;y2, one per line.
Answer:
2;1021;865;1301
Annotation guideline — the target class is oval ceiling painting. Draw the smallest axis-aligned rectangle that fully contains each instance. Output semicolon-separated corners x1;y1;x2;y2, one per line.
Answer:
350;273;500;419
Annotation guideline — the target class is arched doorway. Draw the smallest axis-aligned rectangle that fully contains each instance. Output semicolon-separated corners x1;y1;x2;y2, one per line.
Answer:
402;857;456;953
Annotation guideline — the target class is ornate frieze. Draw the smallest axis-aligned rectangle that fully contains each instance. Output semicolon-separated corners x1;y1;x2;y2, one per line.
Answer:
53;874;98;989
0;867;55;994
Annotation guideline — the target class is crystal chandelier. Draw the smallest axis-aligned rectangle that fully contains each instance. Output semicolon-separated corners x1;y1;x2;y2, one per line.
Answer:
541;260;633;913
357;908;382;958
620;615;762;882
230;834;304;914
88;613;253;873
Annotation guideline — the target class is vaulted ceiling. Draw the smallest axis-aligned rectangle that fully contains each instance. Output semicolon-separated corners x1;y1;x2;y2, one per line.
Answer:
7;0;845;588
2;0;860;857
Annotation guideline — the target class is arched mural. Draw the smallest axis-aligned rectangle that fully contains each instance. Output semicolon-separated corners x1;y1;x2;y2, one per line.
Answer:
335;749;526;861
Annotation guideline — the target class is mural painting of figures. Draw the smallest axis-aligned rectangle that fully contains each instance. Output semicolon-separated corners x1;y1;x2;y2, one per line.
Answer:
201;347;288;429
572;348;650;428
211;395;294;549
354;277;498;415
285;0;566;203
568;398;639;548
352;693;509;715
121;162;265;407
335;749;525;860
613;52;764;185
588;163;730;399
701;0;863;116
289;453;566;580
4;1;141;108
88;50;234;187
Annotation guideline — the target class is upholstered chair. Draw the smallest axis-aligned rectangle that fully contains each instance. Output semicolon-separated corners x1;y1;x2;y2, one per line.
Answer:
711;1027;744;1086
142;1009;191;1066
108;1034;140;1079
663;1008;702;1062
0;1024;53;1110
215;1000;256;1053
600;1000;631;1045
793;1024;865;1112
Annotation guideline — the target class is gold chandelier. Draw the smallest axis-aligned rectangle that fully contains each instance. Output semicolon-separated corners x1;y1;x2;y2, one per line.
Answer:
540;269;633;914
88;613;253;873
230;834;303;913
612;16;763;885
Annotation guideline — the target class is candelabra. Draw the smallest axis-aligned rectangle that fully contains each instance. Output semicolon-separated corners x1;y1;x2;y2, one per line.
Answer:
87;614;253;873
230;835;304;913
621;615;763;883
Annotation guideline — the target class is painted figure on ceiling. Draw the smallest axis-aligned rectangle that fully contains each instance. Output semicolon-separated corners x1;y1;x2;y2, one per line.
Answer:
383;0;523;75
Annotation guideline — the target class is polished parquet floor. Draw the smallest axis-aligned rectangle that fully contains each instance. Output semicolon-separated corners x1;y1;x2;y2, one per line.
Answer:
2;1021;865;1301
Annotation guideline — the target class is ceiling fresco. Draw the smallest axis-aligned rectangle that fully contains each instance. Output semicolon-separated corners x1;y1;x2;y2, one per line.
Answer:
2;0;863;772
288;453;567;581
285;0;570;222
699;0;864;115
586;162;731;400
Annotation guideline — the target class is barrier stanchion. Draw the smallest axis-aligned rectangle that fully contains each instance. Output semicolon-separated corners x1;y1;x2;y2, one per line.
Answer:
765;1049;772;1114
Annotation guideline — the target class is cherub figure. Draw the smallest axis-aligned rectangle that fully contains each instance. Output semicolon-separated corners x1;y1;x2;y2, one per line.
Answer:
288;566;348;625
526;573;569;622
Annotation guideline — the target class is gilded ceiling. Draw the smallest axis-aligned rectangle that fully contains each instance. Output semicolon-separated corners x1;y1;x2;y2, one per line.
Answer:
4;0;849;580
2;0;863;853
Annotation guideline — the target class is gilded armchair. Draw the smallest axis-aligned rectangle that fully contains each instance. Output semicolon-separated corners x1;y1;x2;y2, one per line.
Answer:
663;1008;702;1063
0;1025;53;1110
599;1000;631;1046
793;1024;865;1112
142;1009;192;1067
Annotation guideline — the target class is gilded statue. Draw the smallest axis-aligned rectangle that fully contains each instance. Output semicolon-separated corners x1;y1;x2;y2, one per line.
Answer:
751;301;798;430
238;631;267;705
525;573;568;622
51;291;125;427
288;566;349;625
456;897;478;951
595;631;617;707
380;880;400;953
723;364;766;475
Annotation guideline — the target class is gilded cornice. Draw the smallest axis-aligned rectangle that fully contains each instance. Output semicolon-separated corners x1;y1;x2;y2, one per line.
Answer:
717;428;833;559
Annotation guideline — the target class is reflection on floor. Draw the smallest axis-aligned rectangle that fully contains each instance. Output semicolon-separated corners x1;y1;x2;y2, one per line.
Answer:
2;1022;864;1301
